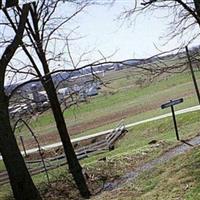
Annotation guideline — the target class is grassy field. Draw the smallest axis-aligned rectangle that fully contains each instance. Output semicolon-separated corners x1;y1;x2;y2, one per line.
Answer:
2;66;200;199
1;108;200;199
15;69;200;142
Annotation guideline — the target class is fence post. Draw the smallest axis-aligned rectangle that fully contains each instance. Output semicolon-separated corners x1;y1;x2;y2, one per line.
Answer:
20;135;27;157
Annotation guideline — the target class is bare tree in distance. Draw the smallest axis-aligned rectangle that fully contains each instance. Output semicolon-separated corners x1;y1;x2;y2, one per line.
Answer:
115;0;200;47
102;0;200;97
0;3;42;200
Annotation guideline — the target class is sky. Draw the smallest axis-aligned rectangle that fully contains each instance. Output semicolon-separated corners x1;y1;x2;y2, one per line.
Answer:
66;0;194;64
2;0;200;84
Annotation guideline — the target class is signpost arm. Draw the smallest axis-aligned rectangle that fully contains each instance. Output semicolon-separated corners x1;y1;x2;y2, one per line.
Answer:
171;105;180;140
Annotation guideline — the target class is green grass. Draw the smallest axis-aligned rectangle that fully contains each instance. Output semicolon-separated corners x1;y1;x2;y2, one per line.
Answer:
0;161;5;172
79;109;200;166
66;71;200;119
4;68;200;198
90;113;200;200
15;69;200;140
1;106;200;199
0;186;12;200
110;147;200;200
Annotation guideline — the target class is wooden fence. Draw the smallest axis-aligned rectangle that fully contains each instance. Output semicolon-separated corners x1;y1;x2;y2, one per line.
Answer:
0;122;127;185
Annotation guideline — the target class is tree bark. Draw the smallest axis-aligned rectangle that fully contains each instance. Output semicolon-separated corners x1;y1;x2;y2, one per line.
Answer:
0;90;42;200
6;3;91;198
193;0;200;19
43;75;91;198
0;3;42;199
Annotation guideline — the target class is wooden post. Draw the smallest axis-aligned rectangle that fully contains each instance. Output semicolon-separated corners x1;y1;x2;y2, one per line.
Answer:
170;105;180;140
20;135;27;157
185;46;200;104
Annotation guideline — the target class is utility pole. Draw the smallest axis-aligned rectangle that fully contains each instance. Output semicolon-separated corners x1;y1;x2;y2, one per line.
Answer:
185;46;200;104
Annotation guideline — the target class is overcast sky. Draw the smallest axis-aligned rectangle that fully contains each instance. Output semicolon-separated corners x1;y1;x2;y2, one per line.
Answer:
3;0;200;84
66;0;198;64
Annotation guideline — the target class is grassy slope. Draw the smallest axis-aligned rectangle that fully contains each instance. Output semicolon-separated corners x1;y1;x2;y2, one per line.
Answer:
82;110;200;165
93;148;200;200
1;107;200;199
90;112;200;200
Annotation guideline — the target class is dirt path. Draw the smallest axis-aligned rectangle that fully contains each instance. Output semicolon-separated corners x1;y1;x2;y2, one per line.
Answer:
103;135;200;191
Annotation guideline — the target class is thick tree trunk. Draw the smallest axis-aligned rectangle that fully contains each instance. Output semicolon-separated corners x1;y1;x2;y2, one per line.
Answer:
25;4;91;197
0;91;41;200
194;0;200;19
43;76;90;199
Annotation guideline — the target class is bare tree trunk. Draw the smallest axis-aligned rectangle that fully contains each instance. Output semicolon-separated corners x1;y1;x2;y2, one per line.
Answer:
0;3;42;199
28;8;90;193
42;75;90;198
2;2;90;197
0;90;41;200
194;0;200;19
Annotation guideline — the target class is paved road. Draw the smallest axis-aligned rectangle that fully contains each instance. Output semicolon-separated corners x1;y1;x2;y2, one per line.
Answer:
1;105;200;160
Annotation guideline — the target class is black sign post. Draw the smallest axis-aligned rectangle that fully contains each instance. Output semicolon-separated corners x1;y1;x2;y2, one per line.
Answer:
161;98;184;140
